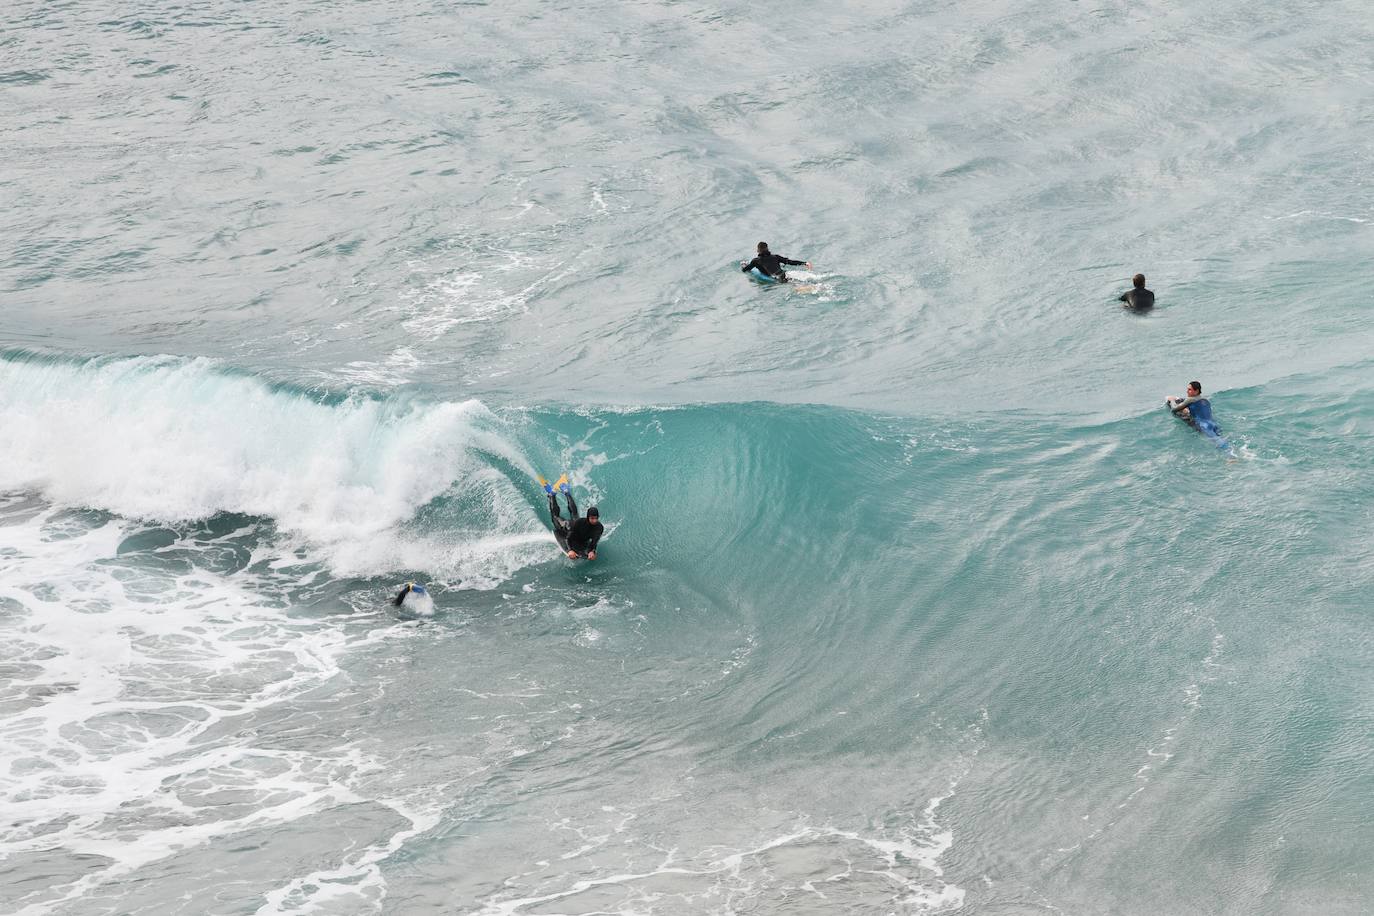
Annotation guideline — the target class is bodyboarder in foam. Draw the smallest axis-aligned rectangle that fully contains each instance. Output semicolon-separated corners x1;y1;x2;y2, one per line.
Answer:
392;582;428;607
741;241;811;283
540;475;603;560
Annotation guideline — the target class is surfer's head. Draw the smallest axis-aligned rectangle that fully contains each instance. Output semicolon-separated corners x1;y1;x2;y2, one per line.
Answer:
1187;381;1201;396
757;241;769;254
586;506;599;520
1133;273;1146;288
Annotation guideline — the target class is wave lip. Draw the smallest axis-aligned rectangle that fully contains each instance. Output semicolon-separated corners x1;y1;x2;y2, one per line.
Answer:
0;352;541;582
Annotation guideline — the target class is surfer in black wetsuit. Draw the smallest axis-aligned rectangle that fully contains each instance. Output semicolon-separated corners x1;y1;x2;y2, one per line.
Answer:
391;582;427;607
1118;273;1155;310
741;241;811;282
546;484;603;560
566;508;602;560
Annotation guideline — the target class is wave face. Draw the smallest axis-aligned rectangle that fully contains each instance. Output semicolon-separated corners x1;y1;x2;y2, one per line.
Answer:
3;351;1373;913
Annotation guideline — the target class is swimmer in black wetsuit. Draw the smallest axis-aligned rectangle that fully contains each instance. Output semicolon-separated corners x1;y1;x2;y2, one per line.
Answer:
741;241;811;282
547;487;604;560
1118;273;1155;310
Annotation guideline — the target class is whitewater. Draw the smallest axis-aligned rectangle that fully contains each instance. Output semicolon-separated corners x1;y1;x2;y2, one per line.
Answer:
2;0;1372;914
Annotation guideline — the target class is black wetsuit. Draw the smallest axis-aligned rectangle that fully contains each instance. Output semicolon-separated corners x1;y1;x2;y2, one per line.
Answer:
547;491;603;557
567;517;603;555
742;251;805;281
1119;287;1155;309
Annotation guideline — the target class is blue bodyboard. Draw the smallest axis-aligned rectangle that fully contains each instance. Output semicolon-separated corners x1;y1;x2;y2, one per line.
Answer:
743;263;783;284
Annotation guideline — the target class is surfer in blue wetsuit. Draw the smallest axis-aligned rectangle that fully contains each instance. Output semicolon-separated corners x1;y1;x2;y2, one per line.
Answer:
1167;381;1223;439
541;475;604;560
741;242;811;282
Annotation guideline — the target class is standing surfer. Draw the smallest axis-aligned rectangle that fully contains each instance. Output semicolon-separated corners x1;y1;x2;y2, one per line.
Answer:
741;242;811;283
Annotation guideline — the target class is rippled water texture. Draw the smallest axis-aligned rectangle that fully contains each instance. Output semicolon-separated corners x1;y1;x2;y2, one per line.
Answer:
2;0;1373;914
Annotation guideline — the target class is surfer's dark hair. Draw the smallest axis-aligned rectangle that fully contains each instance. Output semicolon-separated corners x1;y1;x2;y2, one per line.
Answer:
757;241;769;252
1133;273;1146;287
1189;381;1202;394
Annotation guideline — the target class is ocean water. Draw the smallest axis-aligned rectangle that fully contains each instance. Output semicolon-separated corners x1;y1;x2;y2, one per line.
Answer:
2;1;1372;914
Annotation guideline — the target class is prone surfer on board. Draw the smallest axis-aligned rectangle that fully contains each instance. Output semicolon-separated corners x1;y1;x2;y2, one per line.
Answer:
1167;380;1228;448
740;241;810;283
540;475;603;560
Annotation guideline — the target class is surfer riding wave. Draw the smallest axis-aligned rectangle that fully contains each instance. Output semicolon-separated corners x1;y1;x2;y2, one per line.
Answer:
541;475;603;560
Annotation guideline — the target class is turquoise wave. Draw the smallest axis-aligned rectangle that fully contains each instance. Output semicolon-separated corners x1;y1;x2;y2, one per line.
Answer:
3;349;1372;910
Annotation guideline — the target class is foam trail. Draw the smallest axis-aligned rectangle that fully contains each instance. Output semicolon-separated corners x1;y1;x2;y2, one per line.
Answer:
0;505;413;915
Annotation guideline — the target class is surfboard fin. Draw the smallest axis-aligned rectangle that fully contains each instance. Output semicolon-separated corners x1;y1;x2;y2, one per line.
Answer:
538;475;555;496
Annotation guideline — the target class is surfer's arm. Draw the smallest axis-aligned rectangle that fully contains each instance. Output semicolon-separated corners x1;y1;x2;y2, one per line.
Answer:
741;258;759;273
1169;395;1200;413
779;256;806;266
1118;292;1129;303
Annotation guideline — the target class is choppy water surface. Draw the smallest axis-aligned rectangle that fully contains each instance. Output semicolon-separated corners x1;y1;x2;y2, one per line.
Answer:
2;0;1372;913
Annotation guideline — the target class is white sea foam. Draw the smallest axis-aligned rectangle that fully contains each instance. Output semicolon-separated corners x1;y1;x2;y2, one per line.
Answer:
0;505;424;915
0;354;543;583
475;817;964;916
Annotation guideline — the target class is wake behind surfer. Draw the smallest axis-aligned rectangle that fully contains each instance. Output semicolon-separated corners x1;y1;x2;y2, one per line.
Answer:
741;241;810;283
1118;273;1155;310
542;475;603;560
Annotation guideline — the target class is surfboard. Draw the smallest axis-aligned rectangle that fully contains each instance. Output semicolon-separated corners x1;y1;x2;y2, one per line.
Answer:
742;264;819;294
745;265;783;284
